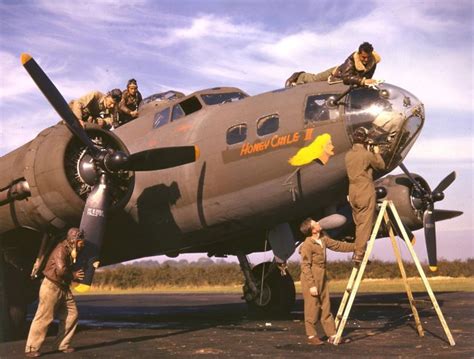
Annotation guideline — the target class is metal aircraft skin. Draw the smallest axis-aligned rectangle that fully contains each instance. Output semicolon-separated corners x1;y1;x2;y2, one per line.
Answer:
0;55;462;340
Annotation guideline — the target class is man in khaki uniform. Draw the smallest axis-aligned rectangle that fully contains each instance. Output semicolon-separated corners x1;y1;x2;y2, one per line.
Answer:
299;218;354;345
25;228;85;357
69;89;122;129
345;127;385;263
285;67;336;87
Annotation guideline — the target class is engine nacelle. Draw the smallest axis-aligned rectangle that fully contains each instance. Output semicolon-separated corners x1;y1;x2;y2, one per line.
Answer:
374;173;431;231
0;124;133;234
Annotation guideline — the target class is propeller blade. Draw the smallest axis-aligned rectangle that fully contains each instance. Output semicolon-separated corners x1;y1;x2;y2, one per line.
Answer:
20;53;99;156
399;162;427;195
423;209;437;272
124;146;200;171
72;174;109;292
433;209;463;222
433;171;456;194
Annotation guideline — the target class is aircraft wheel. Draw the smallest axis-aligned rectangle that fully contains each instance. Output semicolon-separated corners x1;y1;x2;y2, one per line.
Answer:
0;244;10;342
0;242;40;342
246;262;295;316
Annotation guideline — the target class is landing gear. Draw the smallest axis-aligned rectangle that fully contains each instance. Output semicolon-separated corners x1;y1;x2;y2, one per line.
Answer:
237;254;295;316
0;243;10;342
0;244;30;341
0;233;42;342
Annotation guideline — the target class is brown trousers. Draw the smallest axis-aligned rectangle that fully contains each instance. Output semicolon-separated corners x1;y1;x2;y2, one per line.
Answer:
301;275;336;337
350;190;376;254
296;67;337;84
25;278;78;353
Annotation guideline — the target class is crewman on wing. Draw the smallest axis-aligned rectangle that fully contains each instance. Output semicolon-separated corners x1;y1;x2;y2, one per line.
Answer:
25;228;85;357
345;127;385;264
299;218;354;345
116;78;142;128
285;42;381;87
69;89;122;129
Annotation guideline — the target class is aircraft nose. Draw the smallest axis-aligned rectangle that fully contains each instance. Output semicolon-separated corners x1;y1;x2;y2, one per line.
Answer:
344;83;424;172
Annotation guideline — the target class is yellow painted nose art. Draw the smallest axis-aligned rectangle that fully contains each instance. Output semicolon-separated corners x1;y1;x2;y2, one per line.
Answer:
289;133;334;166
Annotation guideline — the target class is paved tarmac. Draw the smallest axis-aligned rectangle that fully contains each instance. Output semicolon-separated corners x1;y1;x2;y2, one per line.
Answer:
1;291;473;358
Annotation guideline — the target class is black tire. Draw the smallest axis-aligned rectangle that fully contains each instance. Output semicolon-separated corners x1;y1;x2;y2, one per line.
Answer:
0;240;40;342
246;262;295;316
0;245;10;342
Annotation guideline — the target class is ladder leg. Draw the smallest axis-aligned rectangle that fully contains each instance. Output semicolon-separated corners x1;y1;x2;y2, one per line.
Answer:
335;266;359;329
388;202;455;346
384;211;424;337
333;200;388;345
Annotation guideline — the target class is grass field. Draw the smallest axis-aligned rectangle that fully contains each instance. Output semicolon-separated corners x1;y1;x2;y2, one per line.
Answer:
77;277;474;295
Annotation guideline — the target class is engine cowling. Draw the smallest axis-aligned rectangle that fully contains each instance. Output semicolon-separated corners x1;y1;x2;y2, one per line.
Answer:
0;124;133;234
374;173;431;231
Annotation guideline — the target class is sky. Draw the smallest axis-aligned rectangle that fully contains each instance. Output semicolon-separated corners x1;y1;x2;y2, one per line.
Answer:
0;0;472;265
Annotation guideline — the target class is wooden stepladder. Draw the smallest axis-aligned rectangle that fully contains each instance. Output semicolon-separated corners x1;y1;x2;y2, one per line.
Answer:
333;200;455;346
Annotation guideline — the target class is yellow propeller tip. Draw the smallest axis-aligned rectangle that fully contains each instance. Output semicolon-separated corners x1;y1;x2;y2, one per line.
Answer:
429;266;438;272
194;145;200;160
72;283;91;293
20;53;32;65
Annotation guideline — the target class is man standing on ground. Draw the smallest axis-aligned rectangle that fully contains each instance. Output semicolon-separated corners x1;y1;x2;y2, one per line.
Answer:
25;228;85;357
299;218;354;345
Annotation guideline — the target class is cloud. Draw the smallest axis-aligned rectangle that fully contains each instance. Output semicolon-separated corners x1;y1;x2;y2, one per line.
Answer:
37;0;147;25
126;3;472;113
1;0;472;157
0;107;58;154
0;49;123;101
0;52;37;100
154;14;267;48
406;136;473;161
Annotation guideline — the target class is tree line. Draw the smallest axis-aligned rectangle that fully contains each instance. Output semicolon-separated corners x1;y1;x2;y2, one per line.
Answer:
92;259;474;289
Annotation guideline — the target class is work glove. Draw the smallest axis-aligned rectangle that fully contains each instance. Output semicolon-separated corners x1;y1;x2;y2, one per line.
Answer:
73;269;85;282
310;286;319;297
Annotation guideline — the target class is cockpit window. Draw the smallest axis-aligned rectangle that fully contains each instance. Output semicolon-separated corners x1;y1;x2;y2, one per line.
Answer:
226;124;247;145
141;90;185;108
171;104;185;121
257;114;279;136
201;92;247;105
305;94;339;125
153;107;170;128
172;96;202;120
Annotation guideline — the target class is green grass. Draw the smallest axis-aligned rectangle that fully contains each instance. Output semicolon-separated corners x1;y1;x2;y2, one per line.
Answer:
76;277;474;295
322;276;474;293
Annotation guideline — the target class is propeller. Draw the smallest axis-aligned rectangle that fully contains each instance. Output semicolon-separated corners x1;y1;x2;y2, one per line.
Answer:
399;163;459;271
21;54;100;156
21;53;199;291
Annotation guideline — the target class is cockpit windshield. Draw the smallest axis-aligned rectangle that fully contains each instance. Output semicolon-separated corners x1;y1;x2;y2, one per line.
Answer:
141;90;185;107
201;92;247;106
344;83;424;170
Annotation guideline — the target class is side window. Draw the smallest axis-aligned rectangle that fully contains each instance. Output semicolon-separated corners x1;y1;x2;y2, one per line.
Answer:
305;94;339;124
171;104;185;121
226;124;247;145
153;107;170;128
171;96;202;121
257;114;279;136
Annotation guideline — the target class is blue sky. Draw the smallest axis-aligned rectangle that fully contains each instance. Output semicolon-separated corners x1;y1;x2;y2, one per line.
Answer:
0;0;472;263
